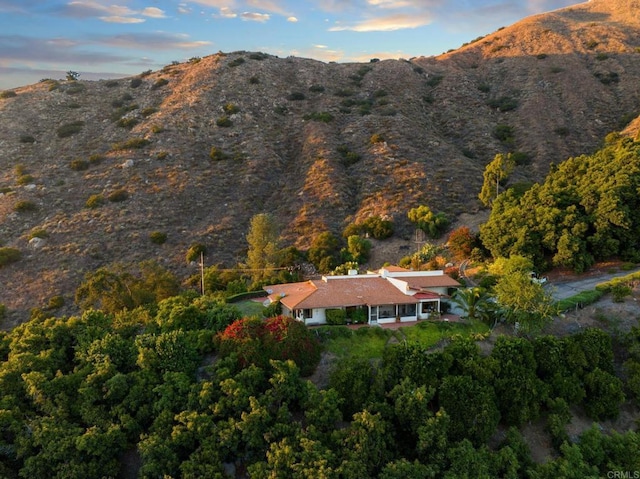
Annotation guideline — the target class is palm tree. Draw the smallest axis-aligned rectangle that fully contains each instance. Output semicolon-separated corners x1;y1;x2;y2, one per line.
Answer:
451;287;497;326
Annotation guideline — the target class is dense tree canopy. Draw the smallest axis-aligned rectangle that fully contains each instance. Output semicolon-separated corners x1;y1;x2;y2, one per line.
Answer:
480;137;640;272
0;282;638;477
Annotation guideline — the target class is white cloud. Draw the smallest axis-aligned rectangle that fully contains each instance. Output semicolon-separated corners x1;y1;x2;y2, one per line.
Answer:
247;0;288;15
329;13;432;32
218;6;237;17
240;12;270;22
294;45;344;62
142;7;166;18
287;16;298;22
99;16;146;23
188;0;236;7
98;32;212;50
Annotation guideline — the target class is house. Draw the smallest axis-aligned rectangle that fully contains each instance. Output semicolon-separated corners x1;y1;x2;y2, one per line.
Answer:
264;266;460;326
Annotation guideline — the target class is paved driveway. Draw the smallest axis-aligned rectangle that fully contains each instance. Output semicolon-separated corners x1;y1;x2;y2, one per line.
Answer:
548;268;640;300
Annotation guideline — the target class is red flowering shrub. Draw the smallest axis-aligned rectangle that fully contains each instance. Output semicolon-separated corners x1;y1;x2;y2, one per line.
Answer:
217;315;321;376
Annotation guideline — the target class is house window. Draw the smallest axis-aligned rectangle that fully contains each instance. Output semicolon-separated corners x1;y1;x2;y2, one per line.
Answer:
303;309;313;319
399;304;416;317
422;302;436;313
379;305;395;319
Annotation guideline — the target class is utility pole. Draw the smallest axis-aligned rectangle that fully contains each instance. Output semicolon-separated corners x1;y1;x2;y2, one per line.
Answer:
200;251;205;296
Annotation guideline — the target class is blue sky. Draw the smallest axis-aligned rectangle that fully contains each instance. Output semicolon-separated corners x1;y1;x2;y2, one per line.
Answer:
0;0;580;89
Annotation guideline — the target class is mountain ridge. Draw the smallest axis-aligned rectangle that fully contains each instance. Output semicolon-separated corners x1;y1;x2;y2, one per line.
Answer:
1;0;640;324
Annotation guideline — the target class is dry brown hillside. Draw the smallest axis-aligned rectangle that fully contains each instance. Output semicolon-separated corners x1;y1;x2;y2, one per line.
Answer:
1;0;640;324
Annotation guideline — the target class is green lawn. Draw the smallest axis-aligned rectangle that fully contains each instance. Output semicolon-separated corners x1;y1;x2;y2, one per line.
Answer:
399;320;490;346
320;320;490;361
234;299;267;318
322;327;395;360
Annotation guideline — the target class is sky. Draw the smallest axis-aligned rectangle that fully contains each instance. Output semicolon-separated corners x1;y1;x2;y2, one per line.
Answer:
0;0;582;90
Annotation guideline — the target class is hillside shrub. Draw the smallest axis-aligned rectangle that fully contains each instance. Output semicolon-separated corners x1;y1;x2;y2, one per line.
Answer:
111;138;150;150
216;116;232;127
150;124;164;134
337;145;362;166
0;303;6;321
223;103;239;114
249;76;260;84
309;84;325;92
228;57;245;67
64;84;85;95
13;200;36;212
16;174;34;185
287;91;306;101
326;309;347;325
19;135;35;143
85;194;104;208
108;189;129;202
356;216;394;239
56;120;84;138
334;89;354;97
249;52;267;60
487;96;518;112
426;74;443;87
186;243;207;263
28;228;48;239
46;295;65;310
494;124;515;143
595;71;620;85
69;159;89;171
141;107;157;117
209;147;228;161
303;112;334;123
150;231;167;245
370;133;385;144
86;154;104;165
0;90;17;99
0;247;21;267
585;39;599;50
151;78;169;90
117;117;138;129
130;77;143;88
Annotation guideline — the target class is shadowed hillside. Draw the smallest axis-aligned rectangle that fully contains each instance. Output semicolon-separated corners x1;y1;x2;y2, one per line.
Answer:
1;0;640;323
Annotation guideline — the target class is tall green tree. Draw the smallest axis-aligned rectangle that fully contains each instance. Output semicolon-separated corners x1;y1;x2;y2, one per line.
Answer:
308;232;340;273
493;271;557;334
246;213;281;284
407;206;449;239
479;153;516;207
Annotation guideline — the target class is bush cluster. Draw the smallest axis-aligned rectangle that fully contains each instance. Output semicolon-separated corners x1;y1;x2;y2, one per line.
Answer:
217;315;322;376
0;247;21;267
56;120;84;138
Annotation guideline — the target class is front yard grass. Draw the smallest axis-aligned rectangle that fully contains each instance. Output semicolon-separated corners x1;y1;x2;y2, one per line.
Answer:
319;319;490;361
234;299;267;317
399;319;489;345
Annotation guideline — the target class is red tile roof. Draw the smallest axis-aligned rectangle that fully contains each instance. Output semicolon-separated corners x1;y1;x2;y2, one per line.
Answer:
266;275;417;310
403;275;461;290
